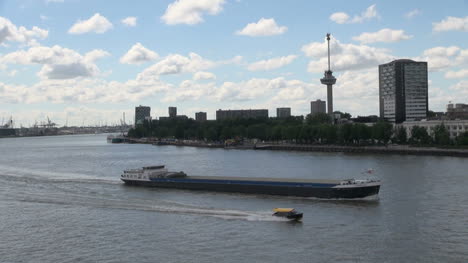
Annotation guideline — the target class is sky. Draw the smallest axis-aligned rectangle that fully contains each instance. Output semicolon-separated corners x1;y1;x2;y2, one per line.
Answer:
0;0;467;126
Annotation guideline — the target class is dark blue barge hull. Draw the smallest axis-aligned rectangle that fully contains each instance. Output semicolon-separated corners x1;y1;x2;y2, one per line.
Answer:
121;178;380;199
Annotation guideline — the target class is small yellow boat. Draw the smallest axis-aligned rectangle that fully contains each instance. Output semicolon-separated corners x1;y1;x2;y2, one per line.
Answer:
272;208;303;220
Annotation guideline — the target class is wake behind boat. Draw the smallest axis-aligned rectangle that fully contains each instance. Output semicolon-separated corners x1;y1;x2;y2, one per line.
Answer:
120;165;381;199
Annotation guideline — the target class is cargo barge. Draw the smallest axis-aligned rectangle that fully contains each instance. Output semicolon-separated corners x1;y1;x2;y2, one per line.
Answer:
120;166;381;199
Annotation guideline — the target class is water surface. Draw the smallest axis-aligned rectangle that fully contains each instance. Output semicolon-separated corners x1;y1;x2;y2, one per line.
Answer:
0;134;467;262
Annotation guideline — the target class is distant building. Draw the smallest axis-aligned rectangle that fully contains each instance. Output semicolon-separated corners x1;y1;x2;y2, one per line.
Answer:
216;109;268;120
400;120;468;139
447;103;468;119
169;107;177;118
195;112;207;122
276;108;291;118
379;59;428;123
352;115;379;123
135;105;151;125
159;106;188;121
311;100;326;115
159;115;188;121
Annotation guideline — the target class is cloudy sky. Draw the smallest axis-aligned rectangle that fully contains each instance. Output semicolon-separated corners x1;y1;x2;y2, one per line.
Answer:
0;0;467;126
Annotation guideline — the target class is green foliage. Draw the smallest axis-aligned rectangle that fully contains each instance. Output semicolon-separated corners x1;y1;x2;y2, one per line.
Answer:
128;116;379;146
456;132;468;146
433;124;451;145
126;117;459;148
333;111;352;119
306;113;331;125
395;126;407;144
372;121;393;145
409;126;432;145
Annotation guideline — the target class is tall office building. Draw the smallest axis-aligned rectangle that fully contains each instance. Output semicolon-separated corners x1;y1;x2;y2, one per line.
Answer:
135;105;151;125
195;112;207;121
168;107;177;118
276;108;291;118
379;59;428;123
311;100;326;115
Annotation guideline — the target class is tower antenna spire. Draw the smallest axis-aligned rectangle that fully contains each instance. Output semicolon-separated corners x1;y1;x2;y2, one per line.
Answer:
327;33;331;72
320;33;337;119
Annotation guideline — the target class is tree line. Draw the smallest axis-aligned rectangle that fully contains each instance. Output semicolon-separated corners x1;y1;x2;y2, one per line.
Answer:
128;113;468;147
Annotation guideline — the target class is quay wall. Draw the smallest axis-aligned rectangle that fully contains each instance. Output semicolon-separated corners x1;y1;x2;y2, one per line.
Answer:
254;144;468;157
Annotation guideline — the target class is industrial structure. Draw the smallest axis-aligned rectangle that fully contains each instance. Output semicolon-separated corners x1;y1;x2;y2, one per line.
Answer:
320;33;337;117
379;59;428;123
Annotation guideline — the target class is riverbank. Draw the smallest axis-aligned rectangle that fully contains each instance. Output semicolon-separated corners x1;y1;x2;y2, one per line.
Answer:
124;137;468;157
254;143;468;157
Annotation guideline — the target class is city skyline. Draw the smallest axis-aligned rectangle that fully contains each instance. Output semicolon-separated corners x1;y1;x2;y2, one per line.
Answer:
0;1;467;126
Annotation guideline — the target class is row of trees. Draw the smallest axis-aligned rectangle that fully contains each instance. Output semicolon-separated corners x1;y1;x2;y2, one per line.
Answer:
128;113;468;146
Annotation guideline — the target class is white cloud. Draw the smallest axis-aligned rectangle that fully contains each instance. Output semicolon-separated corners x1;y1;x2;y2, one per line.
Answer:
0;45;109;79
120;43;159;65
219;55;244;65
301;37;393;73
7;70;18;77
38;63;95;80
334;70;378;100
433;16;468;32
247;55;297;71
45;0;64;3
405;9;421;19
162;80;215;102
213;77;291;102
68;13;113;34
330;4;379;24
159;77;318;108
236;18;287;36
137;53;214;80
0;77;170;105
269;80;318;103
121;16;137;27
450;80;468;93
419;46;468;71
352;29;412;44
423;46;460;57
84;49;111;63
193;71;216;80
329;12;350;24
0;16;48;45
445;69;468;79
161;0;225;25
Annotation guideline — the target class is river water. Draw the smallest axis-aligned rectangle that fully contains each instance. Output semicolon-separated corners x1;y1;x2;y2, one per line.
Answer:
0;134;467;262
